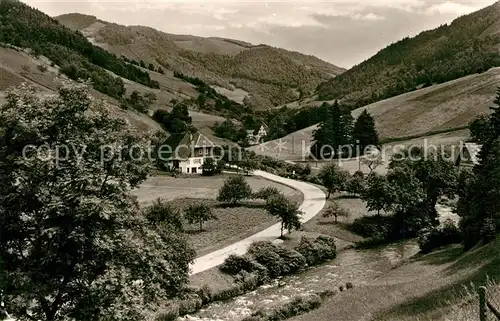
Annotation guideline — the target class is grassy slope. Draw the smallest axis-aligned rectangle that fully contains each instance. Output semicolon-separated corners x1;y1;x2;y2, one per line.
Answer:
0;45;234;136
250;68;500;161
0;46;163;132
286;235;500;321
55;13;345;109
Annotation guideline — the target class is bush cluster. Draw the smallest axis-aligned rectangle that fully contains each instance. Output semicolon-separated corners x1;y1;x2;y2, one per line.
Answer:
295;235;337;266
156;273;263;321
219;254;267;276
220;236;336;279
252;186;281;201
418;219;462;253
248;241;307;278
348;215;393;239
242;290;335;321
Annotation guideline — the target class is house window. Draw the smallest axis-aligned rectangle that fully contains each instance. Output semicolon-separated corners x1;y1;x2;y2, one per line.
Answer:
191;167;197;174
193;158;201;164
187;168;190;173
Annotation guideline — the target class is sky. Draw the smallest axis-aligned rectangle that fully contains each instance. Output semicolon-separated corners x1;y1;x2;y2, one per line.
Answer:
25;0;498;68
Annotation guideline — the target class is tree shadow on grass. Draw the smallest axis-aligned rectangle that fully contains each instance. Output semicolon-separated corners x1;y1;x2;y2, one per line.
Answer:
214;202;266;209
334;195;360;200
317;221;337;226
376;239;500;320
417;245;464;266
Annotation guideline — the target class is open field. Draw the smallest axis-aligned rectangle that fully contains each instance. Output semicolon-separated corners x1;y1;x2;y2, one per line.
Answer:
132;174;303;205
251;67;499;161
134;174;303;257
169;198;279;257
211;84;249;104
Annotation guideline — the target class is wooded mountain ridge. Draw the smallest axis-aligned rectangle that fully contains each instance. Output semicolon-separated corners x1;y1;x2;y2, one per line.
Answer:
315;1;500;108
55;12;346;109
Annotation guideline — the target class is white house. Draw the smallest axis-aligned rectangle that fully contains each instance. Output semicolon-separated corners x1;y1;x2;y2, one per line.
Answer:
159;131;216;174
246;124;268;145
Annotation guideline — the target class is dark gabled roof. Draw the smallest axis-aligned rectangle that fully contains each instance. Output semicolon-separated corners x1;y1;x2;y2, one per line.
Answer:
159;131;215;160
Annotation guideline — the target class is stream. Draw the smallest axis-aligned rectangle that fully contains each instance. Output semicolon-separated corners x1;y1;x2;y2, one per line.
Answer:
181;241;419;321
180;204;456;321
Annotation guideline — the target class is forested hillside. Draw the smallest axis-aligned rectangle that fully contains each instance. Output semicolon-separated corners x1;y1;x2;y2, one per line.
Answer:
0;0;159;99
316;1;500;107
55;13;345;109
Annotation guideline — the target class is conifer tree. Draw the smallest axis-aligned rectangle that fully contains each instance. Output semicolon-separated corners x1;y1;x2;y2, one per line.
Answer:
353;109;379;154
312;101;354;158
458;88;500;248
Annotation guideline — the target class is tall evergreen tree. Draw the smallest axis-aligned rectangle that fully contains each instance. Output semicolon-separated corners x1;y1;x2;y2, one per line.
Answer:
353;109;379;154
458;88;500;248
312;101;354;158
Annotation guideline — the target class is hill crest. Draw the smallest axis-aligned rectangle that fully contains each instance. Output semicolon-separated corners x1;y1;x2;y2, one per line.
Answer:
55;12;345;109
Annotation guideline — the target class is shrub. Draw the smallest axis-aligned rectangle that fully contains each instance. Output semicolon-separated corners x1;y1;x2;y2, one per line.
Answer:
36;64;48;73
20;64;30;73
301;163;312;178
243;293;325;321
322;202;350;223
178;296;203;315
308;175;322;185
217;175;253;205
202;158;218;176
196;285;213;305
219;254;265;276
295;235;336;266
418;219;462;253
253;186;281;201
248;242;285;278
155;309;179;321
184;203;217;232
144;199;184;231
211;273;263;302
349;215;392;239
248;241;306;278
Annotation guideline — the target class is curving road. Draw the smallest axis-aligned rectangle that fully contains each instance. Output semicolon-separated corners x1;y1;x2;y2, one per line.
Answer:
189;170;326;275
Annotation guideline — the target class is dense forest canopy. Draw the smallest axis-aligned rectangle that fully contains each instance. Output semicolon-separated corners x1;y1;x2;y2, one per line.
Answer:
0;0;160;98
316;1;500;107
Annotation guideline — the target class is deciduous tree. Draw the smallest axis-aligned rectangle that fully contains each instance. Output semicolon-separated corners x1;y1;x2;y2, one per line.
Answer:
0;83;195;321
217;175;253;205
184;203;217;232
361;173;393;215
318;163;349;198
265;193;302;237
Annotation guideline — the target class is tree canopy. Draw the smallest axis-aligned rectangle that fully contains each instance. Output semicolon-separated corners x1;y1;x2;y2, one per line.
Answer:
0;82;194;320
318;163;349;198
353;110;379;153
312;101;354;159
458;88;500;248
